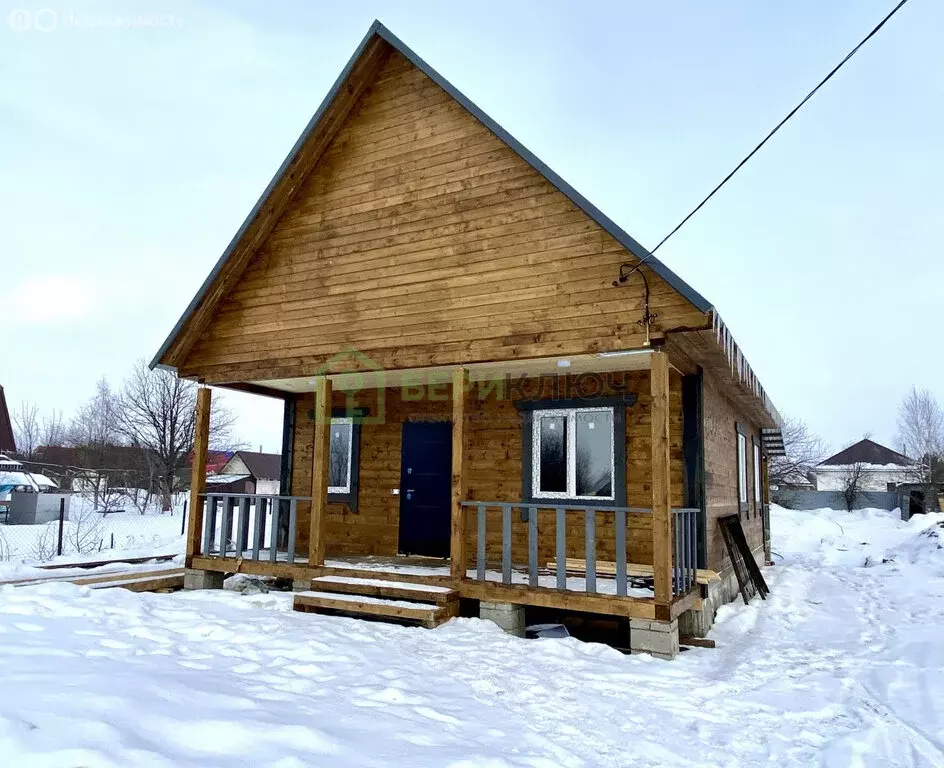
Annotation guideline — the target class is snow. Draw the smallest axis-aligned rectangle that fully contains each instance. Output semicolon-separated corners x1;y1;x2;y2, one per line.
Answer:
1;505;944;766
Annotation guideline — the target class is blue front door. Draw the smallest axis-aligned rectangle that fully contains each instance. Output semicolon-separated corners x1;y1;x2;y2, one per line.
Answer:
398;421;452;558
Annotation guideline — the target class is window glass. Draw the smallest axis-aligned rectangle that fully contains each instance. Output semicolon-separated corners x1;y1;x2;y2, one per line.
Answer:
575;410;613;498
533;408;614;500
328;419;353;493
737;432;748;504
538;415;567;493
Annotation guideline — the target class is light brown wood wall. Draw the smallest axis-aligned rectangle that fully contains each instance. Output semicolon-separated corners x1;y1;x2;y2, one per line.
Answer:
179;50;707;382
289;371;685;565
702;374;765;572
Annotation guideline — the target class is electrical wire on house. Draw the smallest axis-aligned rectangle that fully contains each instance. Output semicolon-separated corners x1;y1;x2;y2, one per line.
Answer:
613;0;912;289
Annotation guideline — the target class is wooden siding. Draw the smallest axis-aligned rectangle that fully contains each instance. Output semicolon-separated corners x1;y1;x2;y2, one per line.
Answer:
289;371;685;565
702;373;765;573
179;51;707;382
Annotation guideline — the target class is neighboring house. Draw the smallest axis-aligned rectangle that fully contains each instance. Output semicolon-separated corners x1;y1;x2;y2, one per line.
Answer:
151;21;785;659
219;451;282;495
0;385;15;455
813;439;913;492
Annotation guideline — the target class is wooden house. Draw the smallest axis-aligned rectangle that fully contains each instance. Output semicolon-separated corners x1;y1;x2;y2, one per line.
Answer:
152;21;783;658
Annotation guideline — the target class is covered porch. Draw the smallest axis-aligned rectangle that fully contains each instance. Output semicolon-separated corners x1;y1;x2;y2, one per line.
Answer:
185;347;704;634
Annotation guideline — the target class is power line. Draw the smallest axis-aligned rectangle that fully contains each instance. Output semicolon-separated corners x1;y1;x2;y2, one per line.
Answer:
643;0;911;262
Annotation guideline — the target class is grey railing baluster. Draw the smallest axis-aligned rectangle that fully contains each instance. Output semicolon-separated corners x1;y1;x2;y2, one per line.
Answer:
689;510;697;593
286;498;298;563
236;497;249;554
528;505;538;587
476;503;486;581
269;496;279;562
556;507;566;590
615;507;627;597
201;495;214;556
219;496;232;558
672;513;685;595
501;504;512;585
252;496;265;561
585;509;596;594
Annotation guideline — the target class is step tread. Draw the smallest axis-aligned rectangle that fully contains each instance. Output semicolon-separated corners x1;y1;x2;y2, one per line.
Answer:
294;590;457;626
312;575;454;593
309;576;458;604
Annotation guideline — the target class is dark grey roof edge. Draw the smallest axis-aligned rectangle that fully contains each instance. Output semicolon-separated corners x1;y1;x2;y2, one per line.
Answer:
150;19;712;370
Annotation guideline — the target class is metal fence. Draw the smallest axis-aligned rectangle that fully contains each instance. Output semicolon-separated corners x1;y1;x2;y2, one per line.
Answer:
0;491;187;565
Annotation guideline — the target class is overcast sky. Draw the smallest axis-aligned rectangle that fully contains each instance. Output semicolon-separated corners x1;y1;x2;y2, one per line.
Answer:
1;0;941;454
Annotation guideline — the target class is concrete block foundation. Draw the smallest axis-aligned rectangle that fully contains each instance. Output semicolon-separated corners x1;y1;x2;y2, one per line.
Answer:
629;618;679;660
292;578;313;592
479;601;525;637
183;568;224;591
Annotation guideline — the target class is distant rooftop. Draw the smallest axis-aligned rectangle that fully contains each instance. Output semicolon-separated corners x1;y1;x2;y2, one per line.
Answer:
819;439;912;468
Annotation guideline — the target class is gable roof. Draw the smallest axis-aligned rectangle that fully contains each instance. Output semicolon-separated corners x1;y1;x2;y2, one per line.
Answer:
151;19;712;371
227;451;282;480
819;439;912;468
0;386;15;454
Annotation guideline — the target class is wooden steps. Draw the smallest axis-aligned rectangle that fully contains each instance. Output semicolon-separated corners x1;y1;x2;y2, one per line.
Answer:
293;575;459;628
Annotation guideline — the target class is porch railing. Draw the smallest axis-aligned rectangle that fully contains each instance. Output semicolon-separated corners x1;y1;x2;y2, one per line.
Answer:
460;502;700;598
199;493;311;564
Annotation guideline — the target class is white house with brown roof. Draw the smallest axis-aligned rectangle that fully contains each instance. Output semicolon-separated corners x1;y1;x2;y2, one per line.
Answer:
813;439;914;492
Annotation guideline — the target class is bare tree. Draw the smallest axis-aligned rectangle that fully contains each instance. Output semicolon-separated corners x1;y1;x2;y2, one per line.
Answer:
118;360;237;511
12;401;40;459
769;416;827;488
897;387;944;513
839;462;869;512
68;378;123;507
40;409;67;448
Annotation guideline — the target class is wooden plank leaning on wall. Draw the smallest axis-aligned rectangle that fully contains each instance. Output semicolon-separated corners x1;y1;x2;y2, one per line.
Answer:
186;387;212;568
650;350;673;605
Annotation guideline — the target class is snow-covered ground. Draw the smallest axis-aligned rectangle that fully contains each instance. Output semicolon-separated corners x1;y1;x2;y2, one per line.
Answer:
1;505;943;767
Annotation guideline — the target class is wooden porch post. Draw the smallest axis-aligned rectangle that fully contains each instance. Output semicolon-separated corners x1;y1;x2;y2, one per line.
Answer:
308;376;332;567
450;367;467;579
650;349;673;604
186;386;211;568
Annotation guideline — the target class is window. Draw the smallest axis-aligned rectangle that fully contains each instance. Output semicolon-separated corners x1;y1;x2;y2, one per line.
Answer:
737;430;748;507
753;441;762;506
328;418;353;494
532;407;615;500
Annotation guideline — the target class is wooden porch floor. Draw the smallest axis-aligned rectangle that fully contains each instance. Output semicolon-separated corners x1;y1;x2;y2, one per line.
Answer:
190;552;701;621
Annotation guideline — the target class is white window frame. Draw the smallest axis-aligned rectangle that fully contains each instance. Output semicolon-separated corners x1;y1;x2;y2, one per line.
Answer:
328;417;353;495
753;441;762;504
737;432;748;505
531;406;616;502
